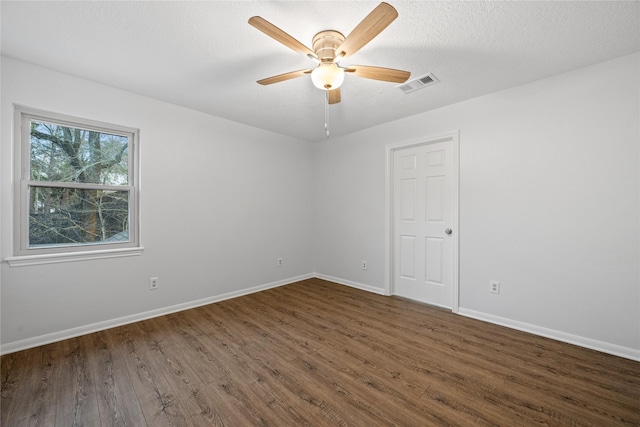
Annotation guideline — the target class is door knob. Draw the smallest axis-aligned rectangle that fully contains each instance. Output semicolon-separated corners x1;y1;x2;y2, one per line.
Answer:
445;228;452;235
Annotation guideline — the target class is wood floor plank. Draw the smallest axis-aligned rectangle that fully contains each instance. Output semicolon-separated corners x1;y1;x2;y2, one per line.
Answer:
2;278;639;426
210;301;381;426
147;313;271;425
52;338;101;426
114;323;189;427
1;351;27;425
23;344;60;426
244;287;510;425
188;305;331;425
302;280;640;424
298;299;583;422
87;330;147;427
221;293;433;424
1;345;58;427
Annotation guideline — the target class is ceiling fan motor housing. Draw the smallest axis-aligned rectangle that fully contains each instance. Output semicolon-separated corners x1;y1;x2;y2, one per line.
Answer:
312;30;345;62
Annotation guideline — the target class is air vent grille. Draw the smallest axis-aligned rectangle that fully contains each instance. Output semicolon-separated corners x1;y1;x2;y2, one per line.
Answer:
399;73;439;94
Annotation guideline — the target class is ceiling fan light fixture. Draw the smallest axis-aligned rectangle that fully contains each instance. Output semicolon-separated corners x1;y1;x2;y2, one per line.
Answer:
311;63;345;90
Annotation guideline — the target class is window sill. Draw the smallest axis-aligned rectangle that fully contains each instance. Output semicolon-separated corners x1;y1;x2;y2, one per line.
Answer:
5;247;144;267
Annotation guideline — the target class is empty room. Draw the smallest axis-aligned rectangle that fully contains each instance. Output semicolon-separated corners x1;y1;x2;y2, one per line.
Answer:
1;1;639;426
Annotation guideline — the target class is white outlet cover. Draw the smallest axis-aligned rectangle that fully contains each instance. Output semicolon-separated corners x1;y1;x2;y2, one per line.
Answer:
490;280;500;294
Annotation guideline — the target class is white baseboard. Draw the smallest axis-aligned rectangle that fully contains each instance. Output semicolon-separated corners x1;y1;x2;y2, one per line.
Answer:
313;273;386;295
457;308;640;362
4;273;638;363
314;274;639;361
0;273;314;355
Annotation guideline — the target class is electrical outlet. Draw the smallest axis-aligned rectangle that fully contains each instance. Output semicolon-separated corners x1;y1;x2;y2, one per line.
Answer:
149;277;159;290
362;260;368;270
277;257;283;267
490;280;500;294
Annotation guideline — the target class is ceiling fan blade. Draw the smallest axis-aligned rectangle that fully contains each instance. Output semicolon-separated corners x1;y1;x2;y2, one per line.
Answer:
249;16;318;59
335;2;398;60
345;65;410;83
257;69;312;85
328;88;341;104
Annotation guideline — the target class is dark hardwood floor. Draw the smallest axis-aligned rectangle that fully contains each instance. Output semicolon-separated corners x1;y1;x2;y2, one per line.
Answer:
2;278;639;426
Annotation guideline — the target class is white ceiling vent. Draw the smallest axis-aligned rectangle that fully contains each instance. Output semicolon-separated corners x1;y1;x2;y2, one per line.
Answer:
398;73;439;94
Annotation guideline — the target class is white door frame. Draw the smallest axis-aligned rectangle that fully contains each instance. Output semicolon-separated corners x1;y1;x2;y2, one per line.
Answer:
384;131;460;313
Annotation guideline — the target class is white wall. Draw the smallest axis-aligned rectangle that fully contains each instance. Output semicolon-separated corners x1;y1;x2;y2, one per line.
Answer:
2;53;638;360
313;53;640;358
1;57;314;350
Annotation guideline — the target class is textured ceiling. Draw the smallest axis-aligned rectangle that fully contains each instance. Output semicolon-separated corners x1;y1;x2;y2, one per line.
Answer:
1;1;638;142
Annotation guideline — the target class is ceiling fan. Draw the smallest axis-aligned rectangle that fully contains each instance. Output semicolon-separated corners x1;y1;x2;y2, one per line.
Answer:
248;2;411;104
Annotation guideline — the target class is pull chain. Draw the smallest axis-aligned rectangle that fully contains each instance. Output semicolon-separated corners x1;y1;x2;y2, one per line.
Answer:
324;92;330;138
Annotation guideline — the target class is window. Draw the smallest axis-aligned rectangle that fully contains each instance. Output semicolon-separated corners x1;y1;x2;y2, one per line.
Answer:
10;107;141;264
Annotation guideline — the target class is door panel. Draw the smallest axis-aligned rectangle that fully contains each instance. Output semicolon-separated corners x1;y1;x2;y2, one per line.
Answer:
393;140;454;308
425;237;444;284
401;154;417;170
399;235;416;279
425;176;444;221
400;178;416;221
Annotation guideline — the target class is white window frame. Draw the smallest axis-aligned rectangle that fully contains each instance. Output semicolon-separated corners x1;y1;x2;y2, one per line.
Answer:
7;106;143;266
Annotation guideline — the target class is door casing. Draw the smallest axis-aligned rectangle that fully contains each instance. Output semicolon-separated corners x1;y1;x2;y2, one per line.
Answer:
385;131;460;312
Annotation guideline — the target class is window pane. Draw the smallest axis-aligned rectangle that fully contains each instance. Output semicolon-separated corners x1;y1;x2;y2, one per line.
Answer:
30;120;129;185
29;186;130;247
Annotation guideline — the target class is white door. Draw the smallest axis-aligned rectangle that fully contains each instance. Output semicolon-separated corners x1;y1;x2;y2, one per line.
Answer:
392;139;455;308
